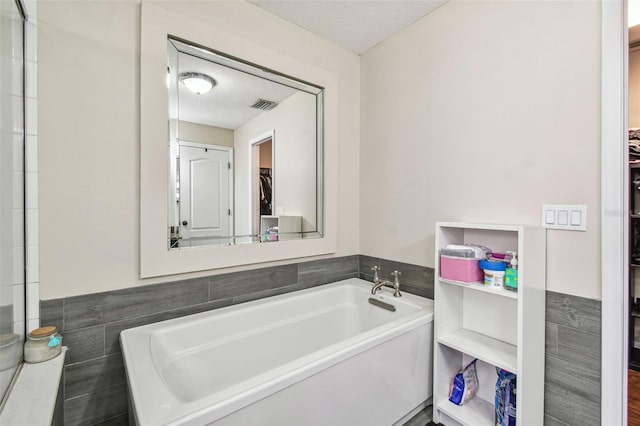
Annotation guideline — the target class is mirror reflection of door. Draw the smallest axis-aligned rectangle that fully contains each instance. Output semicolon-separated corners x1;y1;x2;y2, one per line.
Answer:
179;142;233;245
259;141;273;216
251;134;274;236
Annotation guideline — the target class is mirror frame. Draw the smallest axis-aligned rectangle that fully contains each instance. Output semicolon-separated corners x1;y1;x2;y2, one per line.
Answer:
140;3;337;278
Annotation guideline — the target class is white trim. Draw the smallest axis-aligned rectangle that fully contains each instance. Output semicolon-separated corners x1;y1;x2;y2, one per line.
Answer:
601;0;628;424
178;140;232;152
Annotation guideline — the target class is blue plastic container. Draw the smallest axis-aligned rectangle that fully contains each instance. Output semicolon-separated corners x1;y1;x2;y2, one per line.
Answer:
478;260;507;288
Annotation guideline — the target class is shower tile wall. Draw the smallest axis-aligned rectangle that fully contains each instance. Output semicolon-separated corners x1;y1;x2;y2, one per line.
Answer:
24;1;39;332
0;0;26;401
41;254;601;426
0;0;38;402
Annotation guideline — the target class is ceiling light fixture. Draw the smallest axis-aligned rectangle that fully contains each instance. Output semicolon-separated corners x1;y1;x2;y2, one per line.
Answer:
179;72;216;95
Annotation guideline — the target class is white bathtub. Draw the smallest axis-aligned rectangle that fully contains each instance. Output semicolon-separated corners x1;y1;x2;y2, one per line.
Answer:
121;278;434;426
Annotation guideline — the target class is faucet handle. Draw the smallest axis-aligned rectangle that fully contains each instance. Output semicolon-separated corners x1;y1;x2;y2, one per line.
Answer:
391;270;402;297
371;265;380;282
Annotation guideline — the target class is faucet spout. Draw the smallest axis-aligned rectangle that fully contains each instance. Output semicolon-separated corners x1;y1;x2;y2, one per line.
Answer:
371;279;393;294
371;270;402;297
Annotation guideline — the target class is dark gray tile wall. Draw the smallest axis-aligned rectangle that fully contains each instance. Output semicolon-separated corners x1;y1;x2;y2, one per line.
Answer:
544;291;601;426
41;256;359;426
41;254;601;426
359;255;434;299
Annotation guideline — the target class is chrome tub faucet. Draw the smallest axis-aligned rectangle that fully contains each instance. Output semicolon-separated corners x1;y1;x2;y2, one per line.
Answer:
370;266;402;297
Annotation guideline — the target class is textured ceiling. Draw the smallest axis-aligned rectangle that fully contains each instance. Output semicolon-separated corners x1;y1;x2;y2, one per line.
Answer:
172;52;299;129
248;0;448;54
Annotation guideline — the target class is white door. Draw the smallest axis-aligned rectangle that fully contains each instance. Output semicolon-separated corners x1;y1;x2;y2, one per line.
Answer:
179;144;231;241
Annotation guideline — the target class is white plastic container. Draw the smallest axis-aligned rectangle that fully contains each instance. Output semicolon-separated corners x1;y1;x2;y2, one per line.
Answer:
484;270;505;288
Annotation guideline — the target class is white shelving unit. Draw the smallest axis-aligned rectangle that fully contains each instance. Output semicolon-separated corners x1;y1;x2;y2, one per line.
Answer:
260;215;302;241
433;222;546;426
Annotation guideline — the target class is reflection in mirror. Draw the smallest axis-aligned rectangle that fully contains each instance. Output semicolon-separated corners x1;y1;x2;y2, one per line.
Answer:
167;38;324;249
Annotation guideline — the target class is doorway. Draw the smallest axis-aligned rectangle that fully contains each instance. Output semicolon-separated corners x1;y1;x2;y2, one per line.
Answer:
251;132;275;237
630;12;640;426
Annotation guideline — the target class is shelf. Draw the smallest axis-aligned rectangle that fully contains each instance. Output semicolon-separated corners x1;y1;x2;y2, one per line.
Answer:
438;329;517;373
439;278;518;300
437;397;494;426
435;222;545;425
632;310;640;318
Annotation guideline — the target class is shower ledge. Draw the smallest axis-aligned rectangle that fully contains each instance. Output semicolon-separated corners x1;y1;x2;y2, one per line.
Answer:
0;347;66;425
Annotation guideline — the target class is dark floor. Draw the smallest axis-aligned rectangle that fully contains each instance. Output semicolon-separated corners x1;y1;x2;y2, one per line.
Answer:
630;369;640;426
402;404;435;426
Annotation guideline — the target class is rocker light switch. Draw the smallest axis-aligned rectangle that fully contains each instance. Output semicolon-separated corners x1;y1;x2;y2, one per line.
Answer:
557;210;569;225
544;210;556;224
542;205;587;231
570;210;582;226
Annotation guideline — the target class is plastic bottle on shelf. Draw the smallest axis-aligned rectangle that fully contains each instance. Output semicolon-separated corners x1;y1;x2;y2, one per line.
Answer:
504;251;518;292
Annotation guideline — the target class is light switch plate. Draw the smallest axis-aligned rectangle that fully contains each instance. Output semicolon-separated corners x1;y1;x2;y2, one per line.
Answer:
541;204;587;231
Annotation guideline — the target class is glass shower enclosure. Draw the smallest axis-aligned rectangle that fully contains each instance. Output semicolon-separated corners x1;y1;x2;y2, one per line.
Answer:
0;0;27;407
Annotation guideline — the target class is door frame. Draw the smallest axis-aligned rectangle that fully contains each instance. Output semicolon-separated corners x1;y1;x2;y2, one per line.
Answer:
249;130;275;236
178;140;234;240
601;0;629;424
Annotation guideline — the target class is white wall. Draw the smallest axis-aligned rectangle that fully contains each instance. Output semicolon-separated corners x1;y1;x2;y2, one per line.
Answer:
38;0;602;300
174;120;234;147
360;0;602;299
38;0;360;299
234;92;317;236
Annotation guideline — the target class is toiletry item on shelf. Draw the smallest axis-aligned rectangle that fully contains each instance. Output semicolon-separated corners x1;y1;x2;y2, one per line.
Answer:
487;252;513;264
504;251;518;292
448;359;478;406
440;244;488;283
24;326;63;363
479;259;507;288
441;244;489;259
264;226;279;242
495;368;517;426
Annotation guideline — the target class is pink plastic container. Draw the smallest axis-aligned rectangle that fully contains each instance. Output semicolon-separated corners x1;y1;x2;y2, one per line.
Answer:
440;255;484;283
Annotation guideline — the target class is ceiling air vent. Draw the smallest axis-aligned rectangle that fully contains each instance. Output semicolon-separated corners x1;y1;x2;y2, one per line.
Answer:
251;99;278;111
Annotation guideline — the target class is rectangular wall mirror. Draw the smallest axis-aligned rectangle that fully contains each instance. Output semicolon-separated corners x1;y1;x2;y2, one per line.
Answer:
140;3;337;277
167;38;324;250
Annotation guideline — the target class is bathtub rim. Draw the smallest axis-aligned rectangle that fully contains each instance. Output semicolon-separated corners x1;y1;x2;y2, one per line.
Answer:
121;277;433;426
